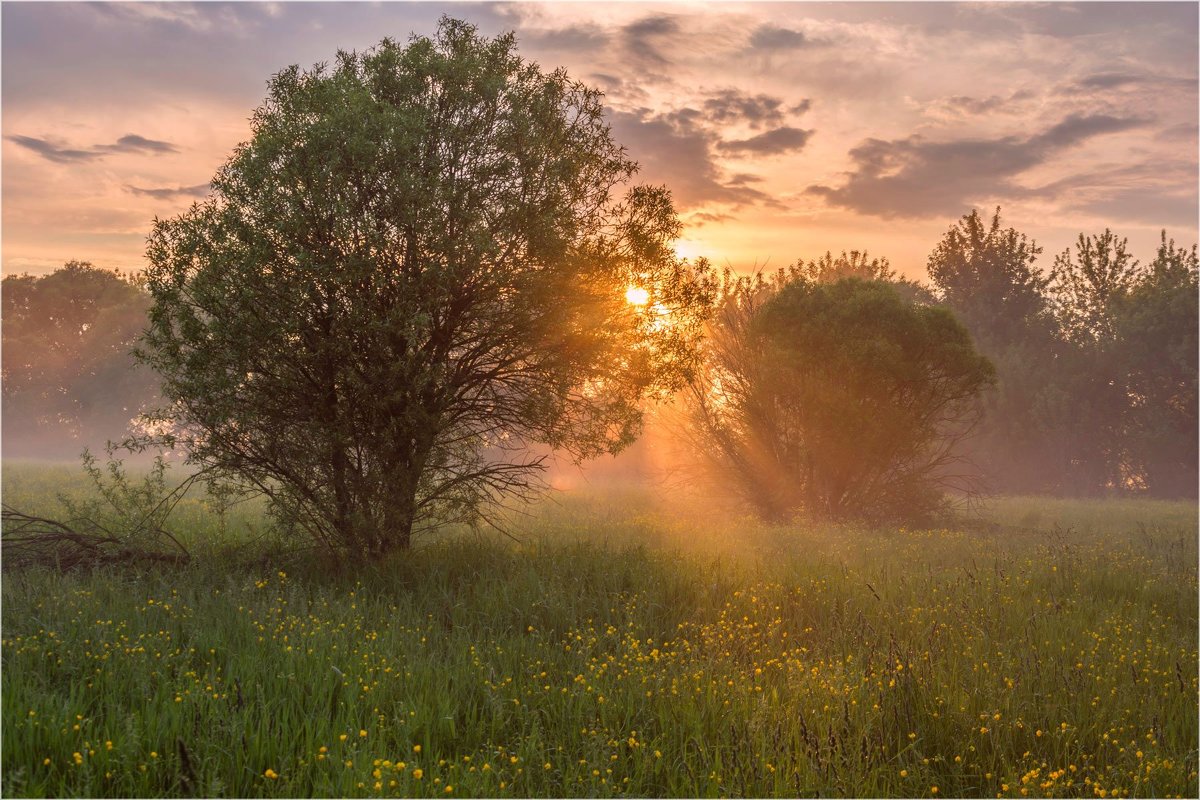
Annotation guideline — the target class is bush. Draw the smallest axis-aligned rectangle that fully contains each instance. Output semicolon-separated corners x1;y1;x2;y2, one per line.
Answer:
682;277;994;522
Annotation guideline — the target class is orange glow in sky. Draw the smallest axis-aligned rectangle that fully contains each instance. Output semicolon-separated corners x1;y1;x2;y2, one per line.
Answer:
1;3;1195;280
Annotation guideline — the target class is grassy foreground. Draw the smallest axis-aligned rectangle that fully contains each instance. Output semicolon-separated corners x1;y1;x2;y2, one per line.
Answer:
2;464;1197;798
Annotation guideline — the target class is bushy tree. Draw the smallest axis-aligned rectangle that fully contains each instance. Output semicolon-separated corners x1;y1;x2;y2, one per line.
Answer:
799;249;933;304
1113;233;1198;497
139;19;715;557
926;209;1065;493
927;208;1050;350
2;261;157;457
1049;229;1140;344
681;276;994;523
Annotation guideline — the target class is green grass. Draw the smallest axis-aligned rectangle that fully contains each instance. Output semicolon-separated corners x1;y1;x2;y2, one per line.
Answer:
2;463;1197;798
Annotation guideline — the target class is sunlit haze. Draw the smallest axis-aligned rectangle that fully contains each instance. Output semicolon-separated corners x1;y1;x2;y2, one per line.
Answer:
3;2;1197;280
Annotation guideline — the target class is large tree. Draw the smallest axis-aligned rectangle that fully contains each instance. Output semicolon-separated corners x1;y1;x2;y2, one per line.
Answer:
139;19;715;557
1046;229;1144;493
681;275;994;523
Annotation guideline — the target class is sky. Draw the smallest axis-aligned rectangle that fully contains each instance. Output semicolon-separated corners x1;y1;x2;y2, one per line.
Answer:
3;1;1197;282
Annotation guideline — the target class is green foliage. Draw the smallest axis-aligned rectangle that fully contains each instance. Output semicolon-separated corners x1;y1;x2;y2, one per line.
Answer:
797;249;934;305
138;19;715;557
927;208;1051;351
682;276;994;522
926;210;1074;495
1;262;157;458
2;446;191;570
927;211;1198;499
1112;233;1199;497
2;477;1196;798
1049;229;1141;345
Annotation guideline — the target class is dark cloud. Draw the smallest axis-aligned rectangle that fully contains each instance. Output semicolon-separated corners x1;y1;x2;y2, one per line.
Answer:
125;183;211;199
8;133;179;163
726;173;764;186
518;23;609;54
686;210;734;226
701;90;796;129
926;90;1036;120
943;95;1008;114
1059;70;1199;95
6;135;103;163
623;15;678;38
719;126;814;156
1009;2;1197;39
1031;114;1145;148
620;14;681;67
1025;161;1198;227
807;114;1147;218
1073;188;1198;227
747;23;809;50
1076;72;1145;90
606;107;778;210
586;72;650;103
99;134;179;155
1156;122;1199;142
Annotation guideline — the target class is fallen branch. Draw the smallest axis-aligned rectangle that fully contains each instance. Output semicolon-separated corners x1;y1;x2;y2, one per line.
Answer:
1;504;190;571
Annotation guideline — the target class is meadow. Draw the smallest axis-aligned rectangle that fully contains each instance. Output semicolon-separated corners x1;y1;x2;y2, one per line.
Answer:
2;463;1197;798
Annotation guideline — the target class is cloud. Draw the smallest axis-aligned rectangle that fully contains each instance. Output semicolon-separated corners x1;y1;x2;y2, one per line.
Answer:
948;91;1030;114
1029;114;1145;149
125;183;211;199
726;173;764;186
1073;188;1198;227
700;89;798;129
1026;161;1199;227
518;23;609;54
88;2;274;38
606;107;779;211
807;113;1147;218
686;210;734;227
1058;70;1199;95
98;134;179;155
6;135;102;163
1156;122;1199;142
8;133;179;163
1006;2;1198;39
718;126;814;156
747;23;810;50
619;14;681;67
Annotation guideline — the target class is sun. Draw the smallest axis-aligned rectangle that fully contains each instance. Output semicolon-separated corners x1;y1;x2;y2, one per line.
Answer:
625;285;650;306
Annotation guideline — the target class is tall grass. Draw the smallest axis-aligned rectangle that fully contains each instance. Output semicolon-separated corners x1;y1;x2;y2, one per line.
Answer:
3;464;1196;797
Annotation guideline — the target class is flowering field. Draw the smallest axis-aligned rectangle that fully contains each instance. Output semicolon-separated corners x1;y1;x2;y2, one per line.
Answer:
2;467;1196;798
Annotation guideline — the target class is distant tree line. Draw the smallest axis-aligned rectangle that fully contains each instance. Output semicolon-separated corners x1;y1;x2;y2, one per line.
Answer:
2;261;159;459
928;210;1197;499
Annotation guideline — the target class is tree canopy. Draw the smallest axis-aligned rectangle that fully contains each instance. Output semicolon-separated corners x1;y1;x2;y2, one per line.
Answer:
681;274;994;523
2;262;157;458
1112;233;1198;496
138;19;715;557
